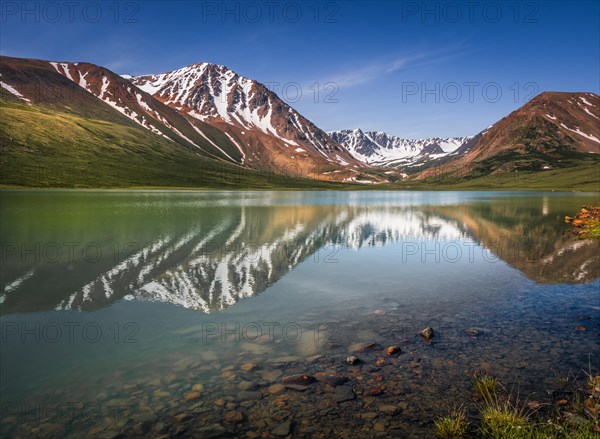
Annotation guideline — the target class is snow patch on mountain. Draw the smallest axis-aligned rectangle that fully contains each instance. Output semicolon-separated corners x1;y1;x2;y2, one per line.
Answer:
131;63;356;165
560;123;600;144
0;80;30;103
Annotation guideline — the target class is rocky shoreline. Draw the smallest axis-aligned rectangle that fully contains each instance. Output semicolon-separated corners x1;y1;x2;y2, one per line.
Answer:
3;311;598;438
565;205;600;243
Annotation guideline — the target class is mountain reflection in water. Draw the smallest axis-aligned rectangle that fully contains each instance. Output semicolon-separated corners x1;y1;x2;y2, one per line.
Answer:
1;191;598;314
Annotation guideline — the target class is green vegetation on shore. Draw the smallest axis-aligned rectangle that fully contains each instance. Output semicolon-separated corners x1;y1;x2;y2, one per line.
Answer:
435;373;600;439
565;207;600;243
403;157;600;192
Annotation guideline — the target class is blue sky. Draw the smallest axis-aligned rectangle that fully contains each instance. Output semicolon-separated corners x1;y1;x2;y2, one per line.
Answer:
1;0;598;137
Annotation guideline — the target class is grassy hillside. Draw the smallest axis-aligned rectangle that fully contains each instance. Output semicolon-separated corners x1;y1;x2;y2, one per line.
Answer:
397;157;600;191
0;101;355;189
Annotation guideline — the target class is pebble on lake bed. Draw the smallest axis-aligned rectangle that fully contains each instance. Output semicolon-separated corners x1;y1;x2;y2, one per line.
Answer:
191;384;204;392
282;374;316;385
268;384;286;394
420;327;434;340
346;355;359;365
386;346;401;356
183;391;201;401
224;411;245;423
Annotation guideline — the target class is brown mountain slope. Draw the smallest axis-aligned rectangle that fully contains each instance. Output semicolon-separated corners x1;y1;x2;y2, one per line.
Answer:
0;56;244;162
414;91;600;179
131;63;376;181
1;56;381;183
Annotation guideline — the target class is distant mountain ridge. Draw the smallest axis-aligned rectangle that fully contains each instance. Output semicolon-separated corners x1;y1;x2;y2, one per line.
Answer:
329;128;472;168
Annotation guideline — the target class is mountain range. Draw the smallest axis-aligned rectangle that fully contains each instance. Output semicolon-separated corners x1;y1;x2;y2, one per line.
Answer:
329;129;473;170
1;55;599;189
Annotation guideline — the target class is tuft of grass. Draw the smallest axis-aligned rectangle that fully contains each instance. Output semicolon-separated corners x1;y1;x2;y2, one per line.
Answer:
434;407;470;439
580;219;600;243
480;399;531;439
474;374;500;403
439;366;600;439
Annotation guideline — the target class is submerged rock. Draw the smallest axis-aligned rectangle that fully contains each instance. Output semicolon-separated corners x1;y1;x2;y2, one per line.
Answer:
224;411;245;423
261;369;283;382
333;385;356;402
366;387;384;396
420;327;434;340
386;346;401;356
314;372;349;387
362;412;378;420
379;404;400;415
240;362;256;372
183;391;202;401
272;420;292;436
346;356;359;365
191;383;204;392
267;384;286;395
284;384;310;392
348;342;380;353
195;424;229;438
238;391;262;401
238;381;258;391
282;375;316;385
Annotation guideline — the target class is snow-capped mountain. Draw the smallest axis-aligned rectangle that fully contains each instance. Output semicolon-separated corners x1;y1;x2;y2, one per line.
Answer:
0;57;245;162
329;128;472;168
1;56;381;184
131;63;364;177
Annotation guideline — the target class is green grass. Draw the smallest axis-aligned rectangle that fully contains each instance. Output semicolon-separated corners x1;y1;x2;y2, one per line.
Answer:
436;373;600;439
0;101;364;190
579;219;600;243
402;158;600;192
474;375;500;403
480;399;532;438
434;407;469;438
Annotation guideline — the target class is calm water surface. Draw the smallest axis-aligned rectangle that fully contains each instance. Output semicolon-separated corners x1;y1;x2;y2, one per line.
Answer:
1;190;599;438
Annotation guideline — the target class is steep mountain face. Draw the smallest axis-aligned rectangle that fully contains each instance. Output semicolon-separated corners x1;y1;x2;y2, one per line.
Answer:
0;56;244;163
472;92;600;157
414;91;600;179
329;128;472;168
131;63;369;180
0;56;382;184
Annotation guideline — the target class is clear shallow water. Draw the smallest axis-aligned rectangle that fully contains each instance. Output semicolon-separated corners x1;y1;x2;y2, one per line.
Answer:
1;190;599;438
